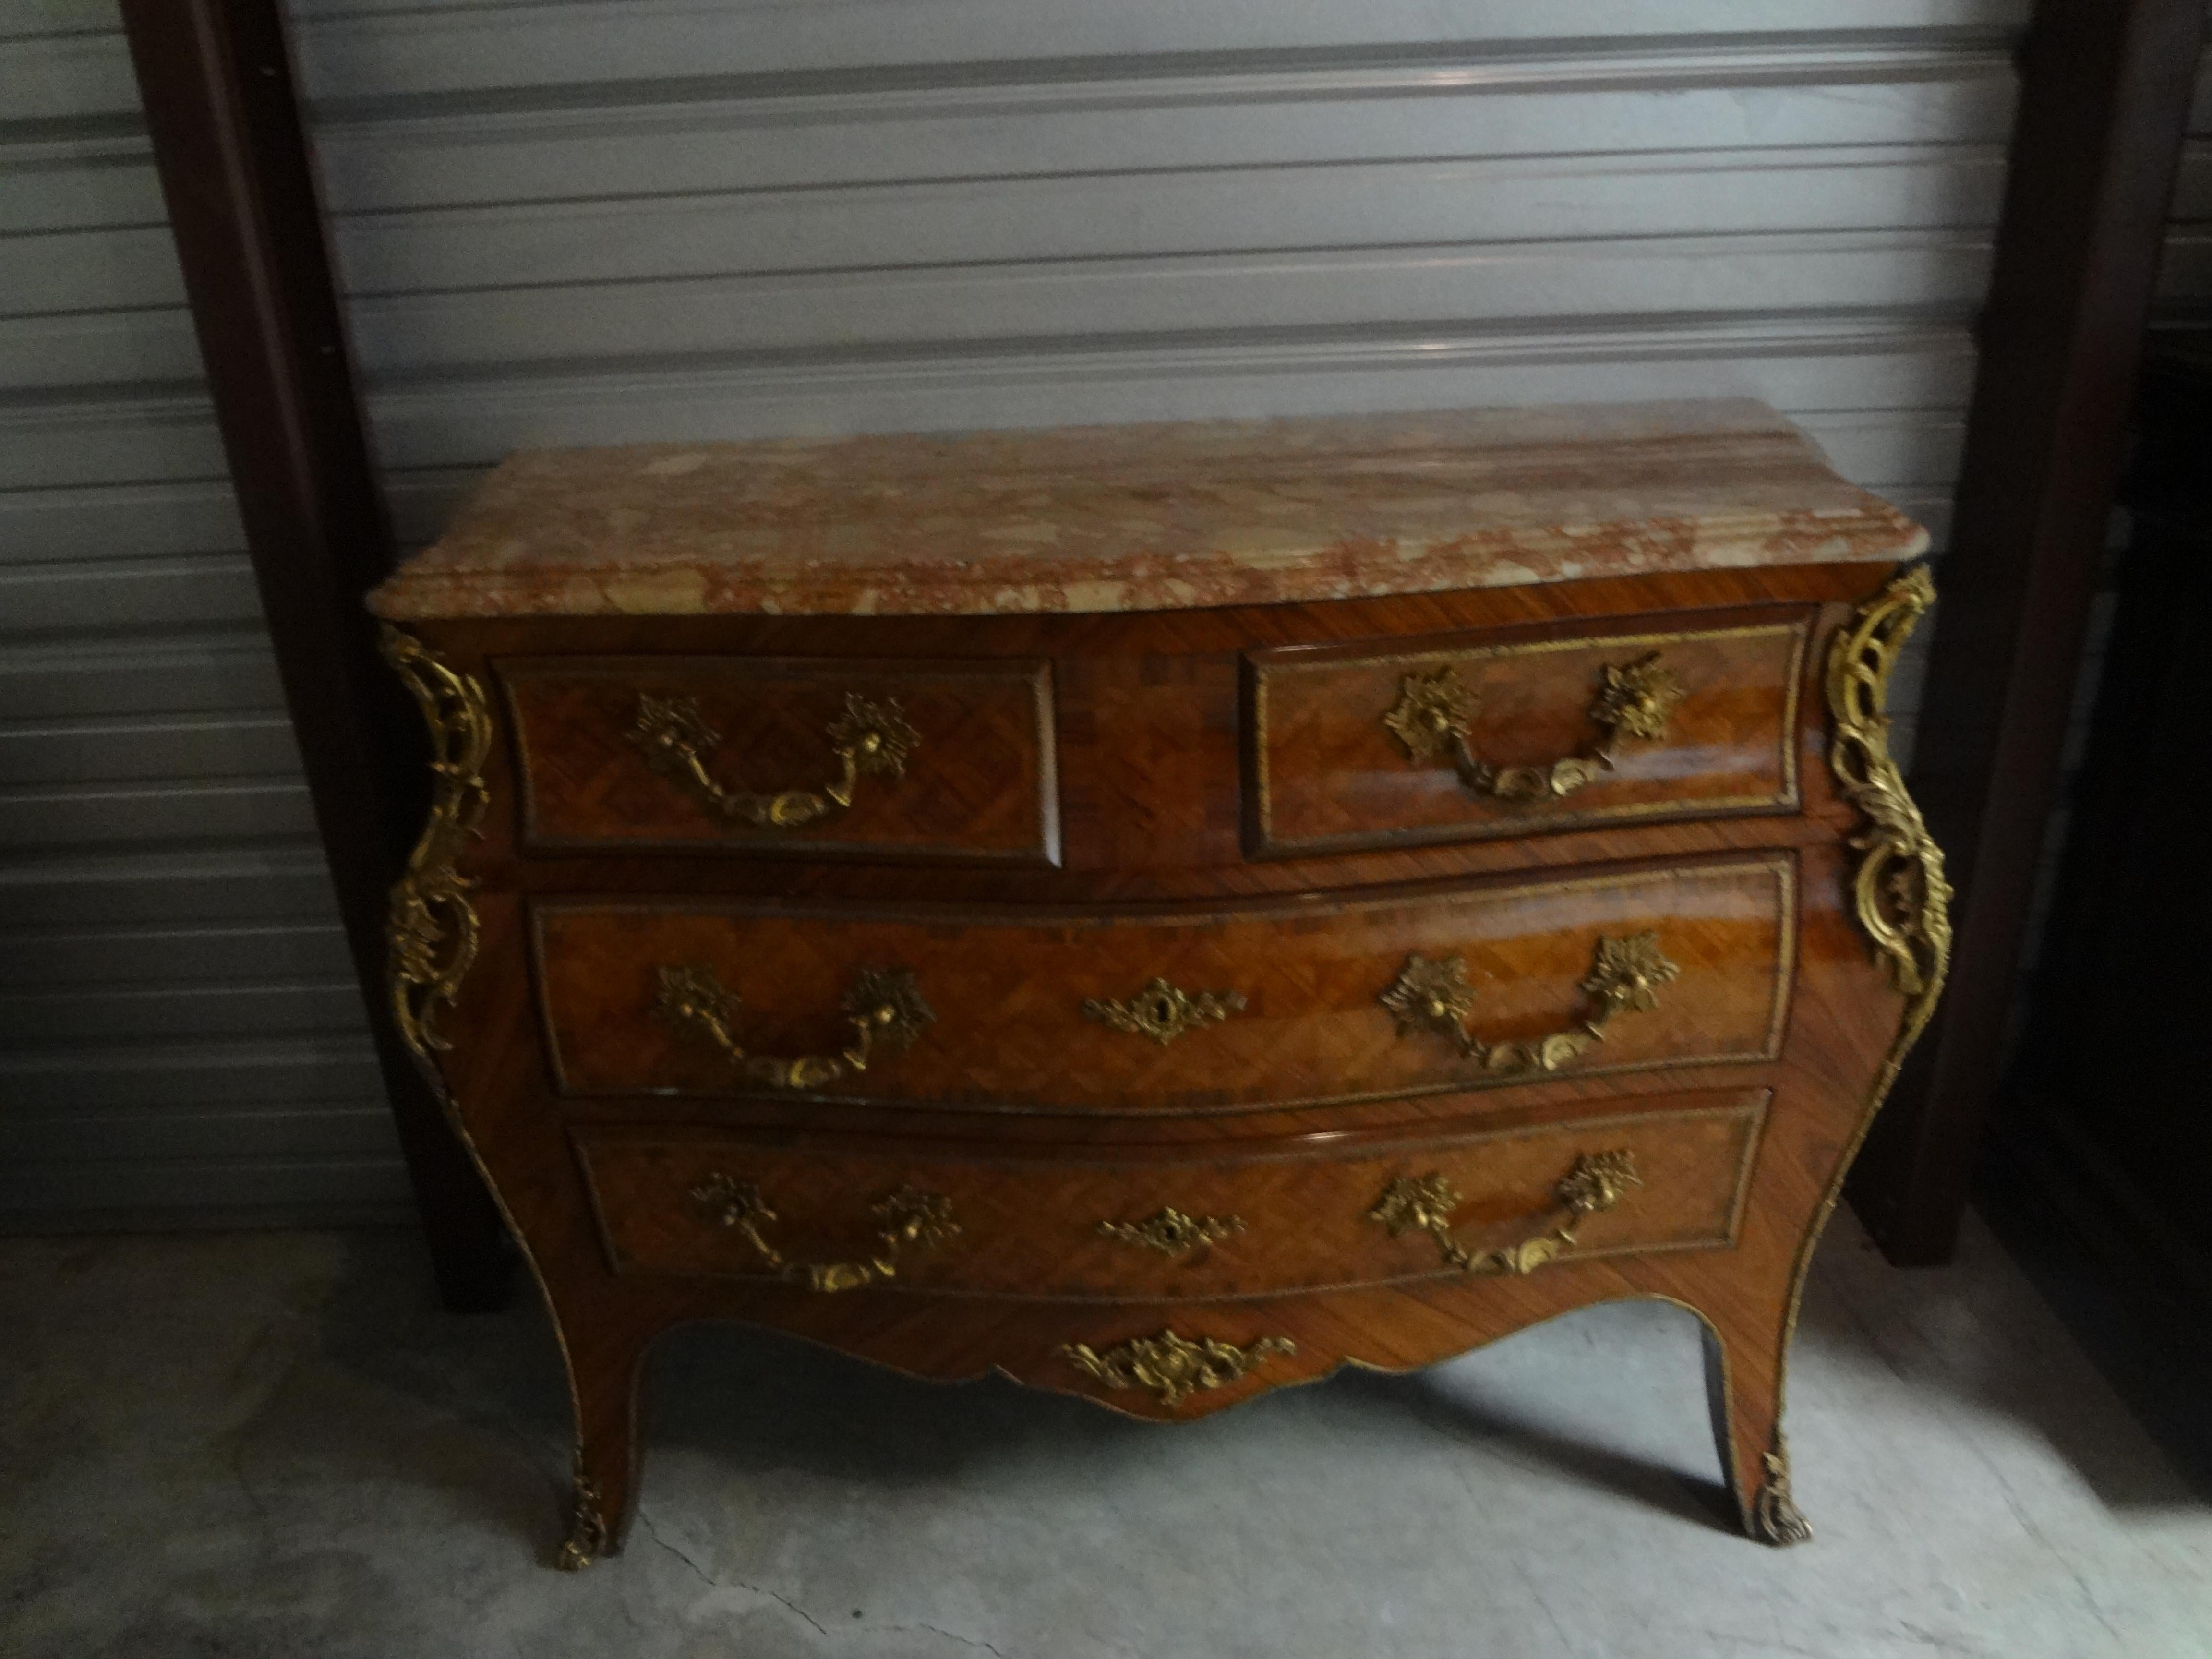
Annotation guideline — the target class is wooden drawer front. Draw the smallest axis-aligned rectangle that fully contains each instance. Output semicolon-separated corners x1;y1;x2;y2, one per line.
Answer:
501;656;1058;862
574;1092;1767;1298
534;854;1792;1110
1248;617;1808;855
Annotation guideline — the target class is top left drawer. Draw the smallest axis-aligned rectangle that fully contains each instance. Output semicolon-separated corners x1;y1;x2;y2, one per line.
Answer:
499;656;1059;864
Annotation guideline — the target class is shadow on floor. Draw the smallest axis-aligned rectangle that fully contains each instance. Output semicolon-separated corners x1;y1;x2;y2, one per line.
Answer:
1972;1177;2212;1505
1325;1365;1740;1532
307;1203;2208;1571
655;1313;1741;1532
1794;1202;2209;1516
307;1229;1746;1560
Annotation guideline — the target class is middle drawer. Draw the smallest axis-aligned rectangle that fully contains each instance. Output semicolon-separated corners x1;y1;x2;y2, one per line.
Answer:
533;853;1792;1112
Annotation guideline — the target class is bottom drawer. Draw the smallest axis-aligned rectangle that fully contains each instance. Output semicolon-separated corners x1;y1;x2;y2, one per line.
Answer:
574;1089;1767;1301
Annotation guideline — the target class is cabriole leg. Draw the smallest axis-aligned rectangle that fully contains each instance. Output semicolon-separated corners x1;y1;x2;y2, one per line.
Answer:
1700;1322;1812;1546
554;1322;649;1570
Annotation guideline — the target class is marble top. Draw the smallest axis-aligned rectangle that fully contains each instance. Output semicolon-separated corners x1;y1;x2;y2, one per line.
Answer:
368;400;1927;620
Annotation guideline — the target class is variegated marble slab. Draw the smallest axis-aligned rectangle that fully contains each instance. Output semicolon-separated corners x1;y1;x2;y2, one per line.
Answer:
369;399;1926;620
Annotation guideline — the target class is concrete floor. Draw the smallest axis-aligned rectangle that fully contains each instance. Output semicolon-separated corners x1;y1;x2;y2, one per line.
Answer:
4;1212;2209;1659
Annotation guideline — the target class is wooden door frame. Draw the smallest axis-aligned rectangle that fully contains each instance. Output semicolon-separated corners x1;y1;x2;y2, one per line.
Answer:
116;0;513;1308
1846;0;2209;1264
115;0;2202;1282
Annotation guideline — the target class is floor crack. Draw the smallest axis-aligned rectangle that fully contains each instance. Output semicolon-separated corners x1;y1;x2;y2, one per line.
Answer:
1509;1558;1574;1653
635;1509;848;1643
730;1577;832;1641
890;1622;1013;1659
636;1508;715;1590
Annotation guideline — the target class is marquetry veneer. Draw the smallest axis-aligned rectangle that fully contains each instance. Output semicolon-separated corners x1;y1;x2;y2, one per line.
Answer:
369;401;1948;1566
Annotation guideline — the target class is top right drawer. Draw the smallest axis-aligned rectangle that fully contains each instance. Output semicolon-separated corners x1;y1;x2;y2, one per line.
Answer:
1245;612;1810;857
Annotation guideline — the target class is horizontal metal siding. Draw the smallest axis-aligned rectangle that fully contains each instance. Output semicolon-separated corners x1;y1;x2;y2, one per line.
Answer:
281;0;2032;90
0;0;404;1228
287;0;2022;785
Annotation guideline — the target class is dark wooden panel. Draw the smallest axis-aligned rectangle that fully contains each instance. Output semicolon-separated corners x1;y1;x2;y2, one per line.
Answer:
1248;608;1808;856
531;855;1792;1110
1848;0;2212;1264
1991;333;2212;1319
575;1091;1767;1299
501;655;1058;863
115;0;510;1308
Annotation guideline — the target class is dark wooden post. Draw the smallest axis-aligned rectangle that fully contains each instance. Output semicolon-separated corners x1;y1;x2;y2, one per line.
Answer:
1847;0;2210;1263
116;0;514;1308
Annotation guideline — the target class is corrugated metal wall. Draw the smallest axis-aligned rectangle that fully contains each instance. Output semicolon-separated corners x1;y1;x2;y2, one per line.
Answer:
0;0;405;1225
288;0;2036;755
8;0;2042;1221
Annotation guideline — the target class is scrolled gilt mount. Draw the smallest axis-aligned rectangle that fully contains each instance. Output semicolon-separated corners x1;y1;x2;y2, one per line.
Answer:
1383;650;1685;802
688;1173;959;1294
1370;1151;1642;1276
1826;565;1952;1018
1058;1330;1297;1407
378;627;494;1064
629;689;920;829
653;961;934;1091
1380;930;1679;1077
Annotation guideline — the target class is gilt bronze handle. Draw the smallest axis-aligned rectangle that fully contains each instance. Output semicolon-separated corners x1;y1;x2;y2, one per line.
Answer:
1369;1151;1641;1276
687;1174;958;1293
1380;930;1678;1077
1383;652;1684;802
629;690;920;828
652;962;933;1091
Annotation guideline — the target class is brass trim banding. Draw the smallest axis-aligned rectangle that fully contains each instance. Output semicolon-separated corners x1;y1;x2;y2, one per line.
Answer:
1756;565;1955;1549
381;627;601;1569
